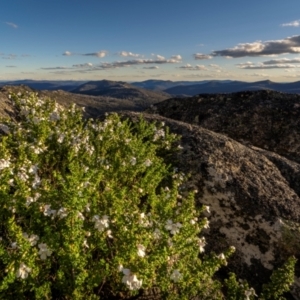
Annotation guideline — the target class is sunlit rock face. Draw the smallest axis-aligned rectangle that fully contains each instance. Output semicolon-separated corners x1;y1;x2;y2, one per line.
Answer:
121;111;300;299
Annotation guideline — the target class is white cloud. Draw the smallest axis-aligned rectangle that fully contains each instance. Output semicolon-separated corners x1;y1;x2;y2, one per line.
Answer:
182;73;216;79
236;61;254;67
63;51;107;57
281;20;300;27
212;35;300;57
2;54;17;60
171;54;182;60
194;53;213;60
237;61;299;69
209;64;221;68
262;58;300;64
72;63;93;68
63;51;73;56
6;65;16;68
143;66;159;69
41;66;70;70
82;51;107;57
5;22;18;29
179;64;208;70
249;73;268;77
76;57;181;72
156;55;165;60
118;51;141;57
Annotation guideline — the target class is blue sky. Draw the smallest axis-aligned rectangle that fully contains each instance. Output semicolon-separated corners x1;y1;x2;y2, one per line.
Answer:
1;0;300;82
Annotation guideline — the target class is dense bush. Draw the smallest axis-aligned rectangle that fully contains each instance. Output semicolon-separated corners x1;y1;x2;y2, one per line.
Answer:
0;92;296;299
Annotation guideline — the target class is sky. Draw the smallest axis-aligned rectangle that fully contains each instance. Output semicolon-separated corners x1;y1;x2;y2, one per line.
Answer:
1;0;300;82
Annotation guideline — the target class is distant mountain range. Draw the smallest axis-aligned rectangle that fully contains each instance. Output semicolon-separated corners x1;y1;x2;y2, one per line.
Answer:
130;79;233;91
1;79;300;96
0;80;86;91
70;80;170;101
162;80;300;96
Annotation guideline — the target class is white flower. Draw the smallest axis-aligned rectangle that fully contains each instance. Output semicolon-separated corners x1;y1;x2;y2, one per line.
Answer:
144;159;152;167
138;188;143;193
167;238;173;248
85;204;91;212
28;165;38;175
170;269;182;282
165;220;182;235
121;269;143;290
139;213;152;227
57;133;65;143
16;263;31;279
203;217;209;229
32;175;41;189
83;239;89;248
217;253;227;265
23;233;39;246
93;215;109;232
197;237;206;253
38;243;52;260
31;146;44;154
153;228;161;239
77;212;85;220
118;264;124;272
190;217;198;225
245;288;257;300
11;242;18;249
57;207;68;219
203;205;210;214
43;205;56;217
218;253;225;260
130;157;137;165
49;111;60;121
137;244;146;257
86;145;94;155
26;195;37;207
107;230;113;238
153;129;165;141
18;168;29;182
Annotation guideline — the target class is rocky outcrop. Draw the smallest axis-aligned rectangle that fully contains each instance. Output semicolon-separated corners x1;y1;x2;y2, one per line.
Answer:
120;111;300;299
146;90;300;164
145;90;300;297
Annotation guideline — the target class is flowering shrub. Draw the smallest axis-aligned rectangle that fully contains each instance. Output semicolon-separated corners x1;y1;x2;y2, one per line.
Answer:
0;92;296;299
